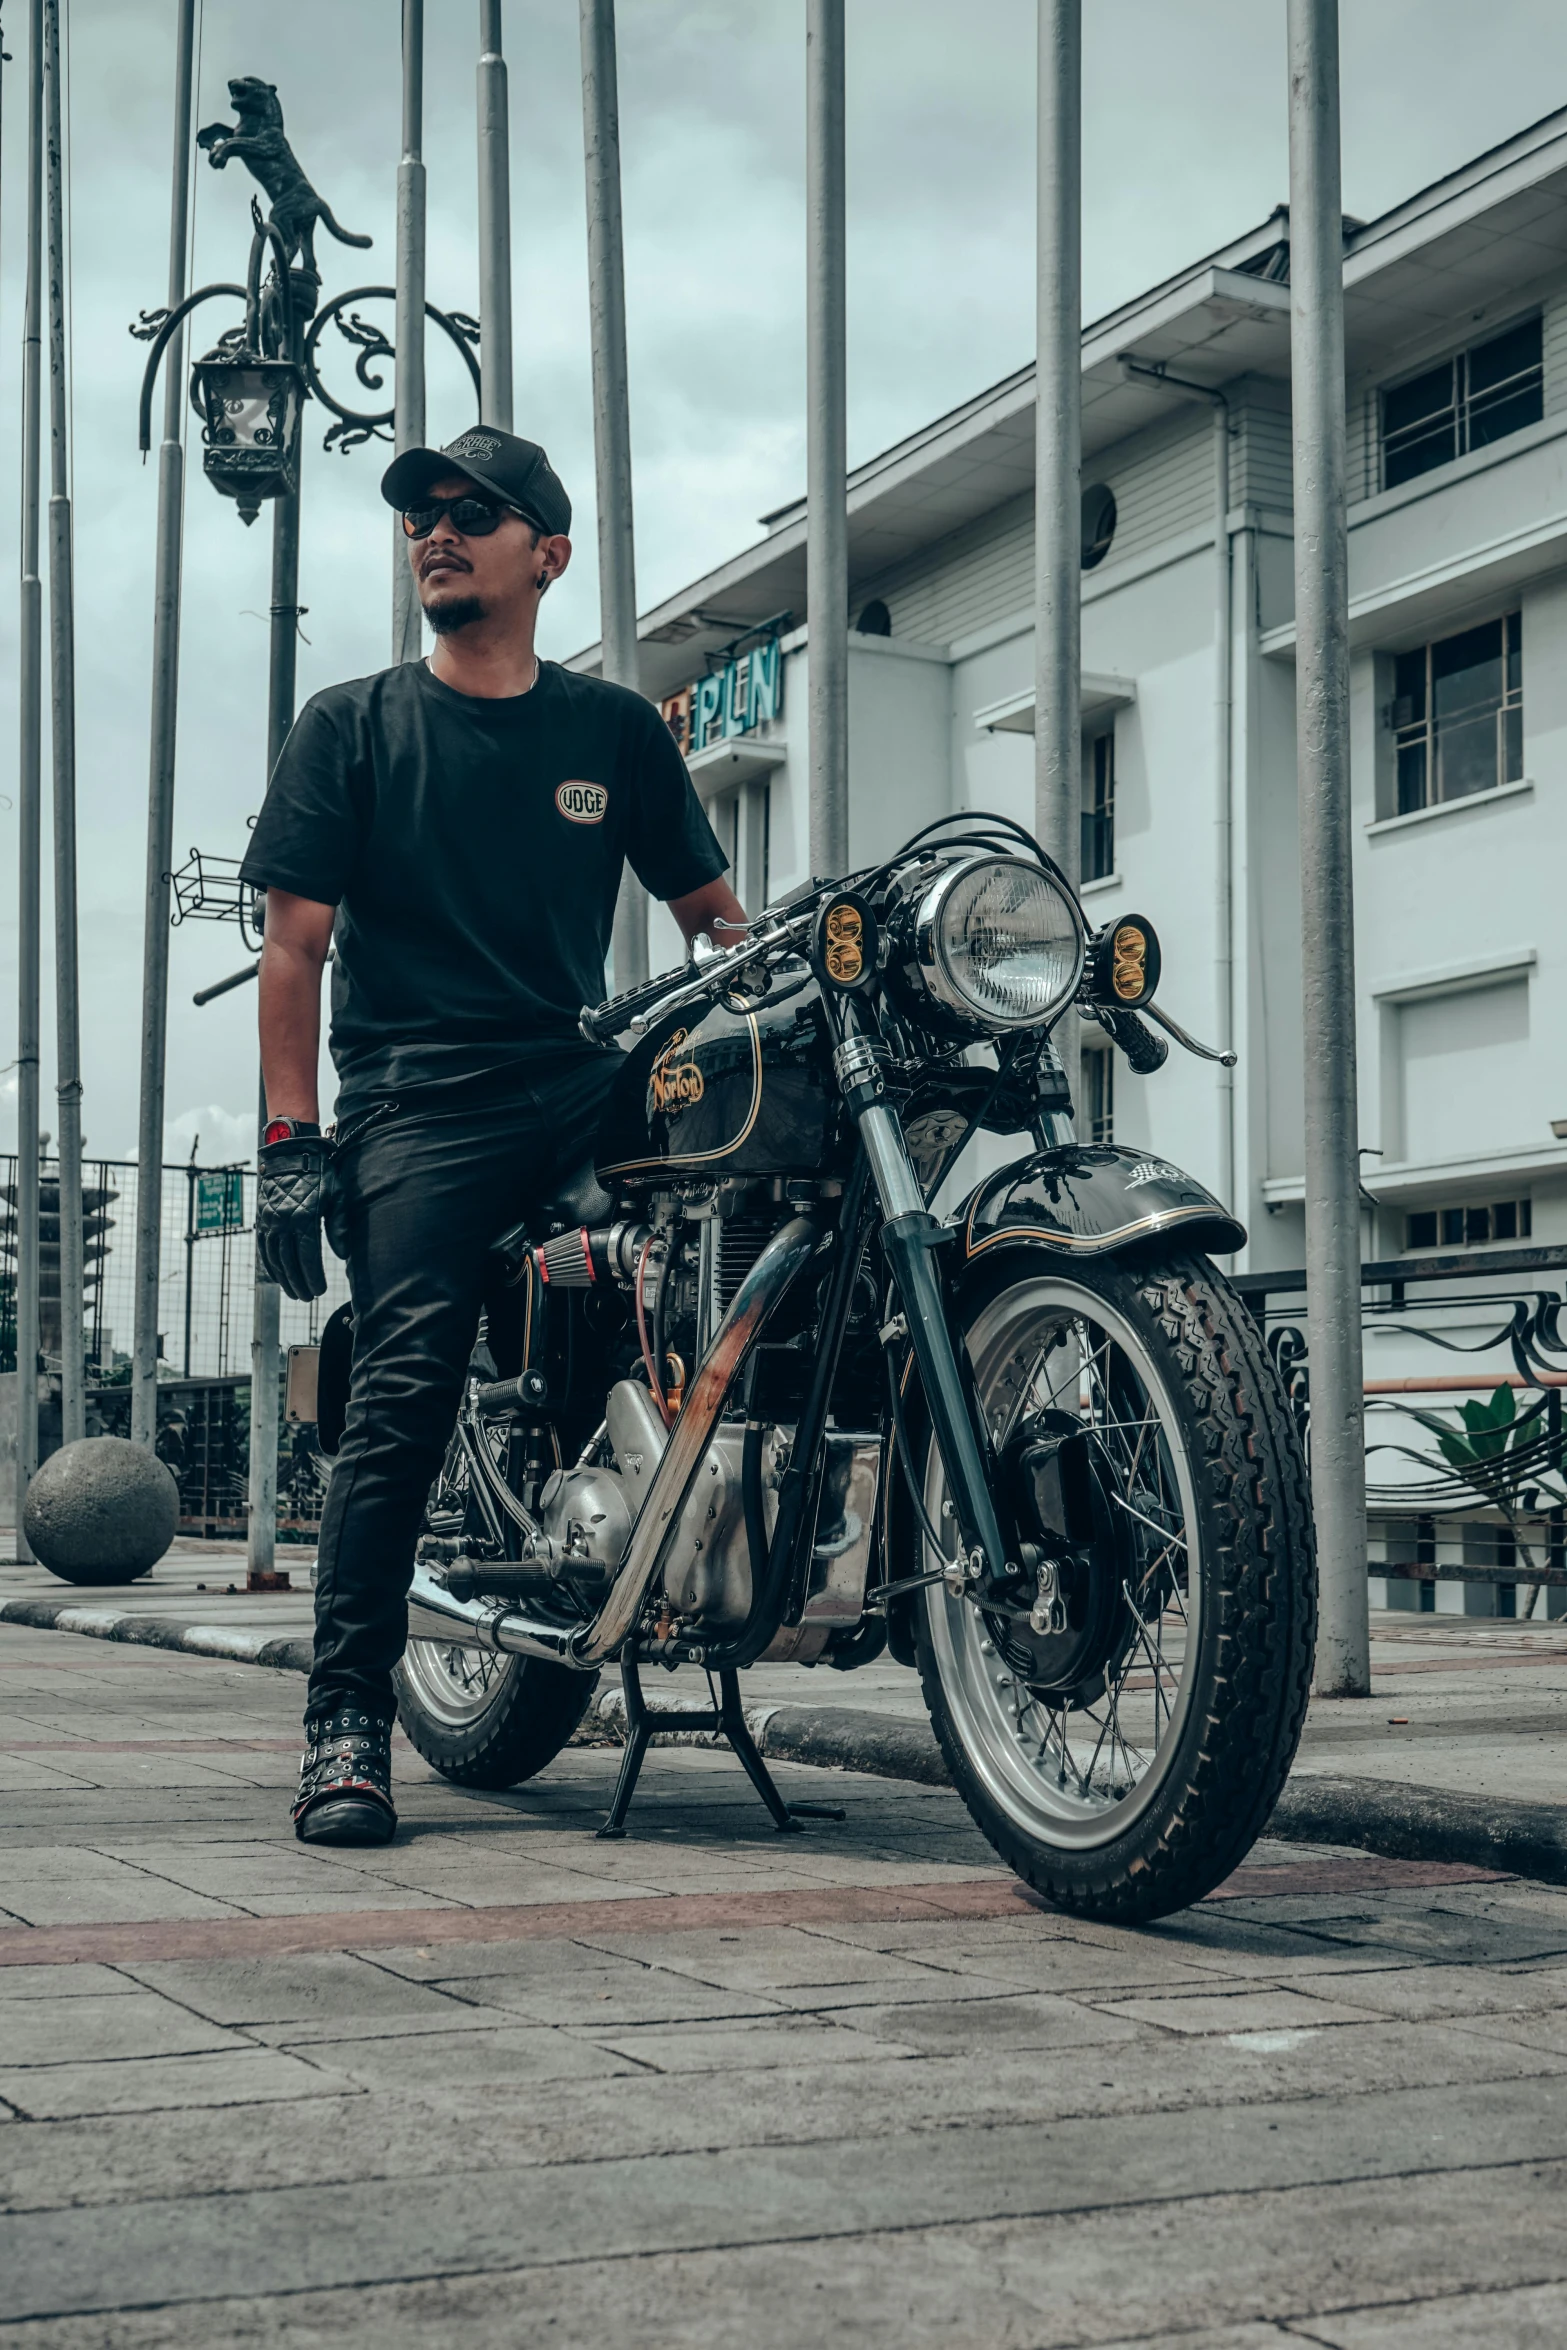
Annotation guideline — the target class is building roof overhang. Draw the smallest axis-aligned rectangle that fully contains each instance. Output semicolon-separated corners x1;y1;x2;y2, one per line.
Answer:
571;107;1567;699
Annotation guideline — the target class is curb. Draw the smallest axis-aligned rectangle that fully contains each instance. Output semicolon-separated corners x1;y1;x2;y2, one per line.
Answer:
3;1595;1556;1882
1271;1771;1567;1886
0;1596;314;1676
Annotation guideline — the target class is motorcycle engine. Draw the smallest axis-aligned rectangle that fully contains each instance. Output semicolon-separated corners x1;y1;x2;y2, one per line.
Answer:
514;1181;882;1658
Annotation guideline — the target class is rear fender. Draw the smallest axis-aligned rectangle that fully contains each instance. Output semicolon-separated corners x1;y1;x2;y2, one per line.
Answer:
957;1144;1245;1264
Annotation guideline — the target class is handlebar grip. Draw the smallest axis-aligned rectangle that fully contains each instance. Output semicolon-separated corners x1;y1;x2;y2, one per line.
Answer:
579;969;685;1046
1099;1006;1169;1075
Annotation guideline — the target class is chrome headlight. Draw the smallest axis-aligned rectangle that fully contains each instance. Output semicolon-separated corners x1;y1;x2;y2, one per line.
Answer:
909;855;1085;1032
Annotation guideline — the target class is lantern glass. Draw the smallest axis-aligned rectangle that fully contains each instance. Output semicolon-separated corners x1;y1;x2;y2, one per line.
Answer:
192;350;305;522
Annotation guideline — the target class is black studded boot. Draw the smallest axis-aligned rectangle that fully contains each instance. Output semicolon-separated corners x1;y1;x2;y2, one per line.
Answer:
293;1707;398;1845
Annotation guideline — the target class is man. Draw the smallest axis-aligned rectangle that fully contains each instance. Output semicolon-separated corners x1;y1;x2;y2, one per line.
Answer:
240;428;746;1846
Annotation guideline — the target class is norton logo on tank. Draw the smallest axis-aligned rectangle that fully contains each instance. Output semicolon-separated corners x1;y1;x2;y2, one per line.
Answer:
650;1029;704;1114
555;780;609;824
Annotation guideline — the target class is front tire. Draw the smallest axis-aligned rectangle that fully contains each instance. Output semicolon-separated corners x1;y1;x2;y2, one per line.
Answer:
915;1247;1314;1923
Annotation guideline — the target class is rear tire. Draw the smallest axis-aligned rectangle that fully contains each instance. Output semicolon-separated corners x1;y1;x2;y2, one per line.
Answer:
915;1246;1315;1924
394;1643;598;1790
394;1406;598;1789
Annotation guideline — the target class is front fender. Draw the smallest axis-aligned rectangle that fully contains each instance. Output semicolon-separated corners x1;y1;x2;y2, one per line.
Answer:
957;1143;1245;1262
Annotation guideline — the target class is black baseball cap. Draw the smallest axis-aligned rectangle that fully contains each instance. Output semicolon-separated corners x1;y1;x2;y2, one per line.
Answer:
380;427;572;538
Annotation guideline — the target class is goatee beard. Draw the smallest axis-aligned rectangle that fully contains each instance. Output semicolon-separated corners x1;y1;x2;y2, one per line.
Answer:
426;593;486;636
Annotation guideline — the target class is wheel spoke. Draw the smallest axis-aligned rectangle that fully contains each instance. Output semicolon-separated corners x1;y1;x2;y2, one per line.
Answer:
926;1278;1203;1851
1110;1488;1189;1549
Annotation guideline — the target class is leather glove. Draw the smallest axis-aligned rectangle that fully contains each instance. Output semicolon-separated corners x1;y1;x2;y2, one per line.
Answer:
256;1128;334;1301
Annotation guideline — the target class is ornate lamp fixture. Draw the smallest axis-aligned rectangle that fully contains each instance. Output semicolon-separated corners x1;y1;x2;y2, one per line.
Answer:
190;342;305;524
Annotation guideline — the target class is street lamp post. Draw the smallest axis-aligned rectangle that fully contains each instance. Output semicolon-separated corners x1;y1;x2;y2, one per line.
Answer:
805;0;848;882
477;0;513;433
579;0;647;990
1035;0;1082;1113
131;93;481;1585
43;0;85;1445
1287;0;1369;1697
393;0;427;665
129;0;197;1454
14;0;45;1559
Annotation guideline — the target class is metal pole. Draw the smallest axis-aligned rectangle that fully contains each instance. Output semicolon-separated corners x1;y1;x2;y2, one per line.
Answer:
182;1158;194;1381
14;0;44;1555
477;0;513;431
247;449;302;1588
1287;0;1367;1697
1120;358;1236;1206
1213;402;1235;1214
1035;0;1081;1109
130;0;197;1450
392;0;426;665
43;0;83;1445
580;0;647;988
806;0;847;880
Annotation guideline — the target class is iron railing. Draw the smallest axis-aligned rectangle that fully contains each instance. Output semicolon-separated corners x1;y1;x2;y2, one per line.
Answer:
1237;1243;1567;1616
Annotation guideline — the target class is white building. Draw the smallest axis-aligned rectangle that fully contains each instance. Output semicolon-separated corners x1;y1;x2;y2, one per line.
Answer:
575;111;1567;1613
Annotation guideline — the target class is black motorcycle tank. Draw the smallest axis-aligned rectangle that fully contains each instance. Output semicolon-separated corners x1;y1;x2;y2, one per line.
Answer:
962;1144;1246;1260
595;988;848;1185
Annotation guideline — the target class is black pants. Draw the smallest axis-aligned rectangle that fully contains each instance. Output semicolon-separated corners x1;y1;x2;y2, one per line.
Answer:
308;1053;621;1723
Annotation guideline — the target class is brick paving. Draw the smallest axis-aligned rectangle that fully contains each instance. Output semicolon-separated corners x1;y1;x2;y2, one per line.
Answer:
10;1552;1567;1813
4;1620;1567;2344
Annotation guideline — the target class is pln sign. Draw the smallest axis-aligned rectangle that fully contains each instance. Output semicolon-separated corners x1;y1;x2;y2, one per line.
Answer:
661;635;783;761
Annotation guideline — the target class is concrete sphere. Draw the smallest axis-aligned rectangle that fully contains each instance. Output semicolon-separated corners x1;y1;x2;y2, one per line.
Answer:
24;1437;179;1584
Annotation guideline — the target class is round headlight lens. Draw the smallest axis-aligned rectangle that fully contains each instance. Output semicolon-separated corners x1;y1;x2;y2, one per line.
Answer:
923;856;1084;1029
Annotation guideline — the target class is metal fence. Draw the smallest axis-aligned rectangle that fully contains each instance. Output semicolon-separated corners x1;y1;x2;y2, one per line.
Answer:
0;1153;350;1542
9;1160;1567;1577
87;1372;331;1542
0;1153;350;1379
1237;1241;1567;1621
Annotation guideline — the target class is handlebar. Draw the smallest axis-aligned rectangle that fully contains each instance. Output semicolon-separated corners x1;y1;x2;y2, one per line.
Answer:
578;964;697;1048
1095;1006;1169;1075
579;902;820;1047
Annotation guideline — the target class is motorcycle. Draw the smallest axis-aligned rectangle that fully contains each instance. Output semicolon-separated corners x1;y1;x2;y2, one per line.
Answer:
329;812;1313;1923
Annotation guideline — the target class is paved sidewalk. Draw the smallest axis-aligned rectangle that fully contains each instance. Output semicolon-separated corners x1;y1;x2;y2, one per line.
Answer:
7;1549;1567;1851
5;1624;1567;2344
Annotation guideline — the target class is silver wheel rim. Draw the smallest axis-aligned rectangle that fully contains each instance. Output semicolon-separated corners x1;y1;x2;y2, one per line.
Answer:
398;1637;519;1731
922;1274;1201;1853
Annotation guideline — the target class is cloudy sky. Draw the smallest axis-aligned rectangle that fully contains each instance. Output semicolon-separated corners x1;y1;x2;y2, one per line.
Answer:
1;0;1565;1165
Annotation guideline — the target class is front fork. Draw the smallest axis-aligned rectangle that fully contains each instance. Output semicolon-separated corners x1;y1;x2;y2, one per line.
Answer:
830;1000;1012;1591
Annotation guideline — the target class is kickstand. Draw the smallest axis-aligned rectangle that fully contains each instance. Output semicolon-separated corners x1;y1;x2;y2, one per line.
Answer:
595;1653;847;1840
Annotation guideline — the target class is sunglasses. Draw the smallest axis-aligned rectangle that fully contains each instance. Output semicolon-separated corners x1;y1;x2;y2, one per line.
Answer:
401;494;523;540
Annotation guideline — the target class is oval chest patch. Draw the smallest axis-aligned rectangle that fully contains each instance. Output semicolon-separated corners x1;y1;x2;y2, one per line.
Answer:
556;780;609;824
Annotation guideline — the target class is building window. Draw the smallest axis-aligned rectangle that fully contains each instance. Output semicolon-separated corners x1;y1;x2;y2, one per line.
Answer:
1081;731;1115;882
1380;315;1542;491
1082;1044;1113;1145
1404;1198;1531;1251
1080;483;1117;570
1390;611;1522;813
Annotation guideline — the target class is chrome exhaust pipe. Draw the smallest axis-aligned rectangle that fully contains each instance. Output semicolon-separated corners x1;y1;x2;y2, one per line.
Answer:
405;1569;580;1664
572;1212;821;1666
402;1213;823;1675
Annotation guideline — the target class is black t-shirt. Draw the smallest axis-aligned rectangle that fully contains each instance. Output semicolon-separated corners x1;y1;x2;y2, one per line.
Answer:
239;659;726;1117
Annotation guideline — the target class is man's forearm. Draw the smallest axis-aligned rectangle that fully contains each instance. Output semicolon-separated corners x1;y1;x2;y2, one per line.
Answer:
259;937;327;1121
668;876;748;948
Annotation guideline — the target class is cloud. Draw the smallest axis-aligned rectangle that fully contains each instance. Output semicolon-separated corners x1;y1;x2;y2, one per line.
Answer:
163;1103;256;1168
